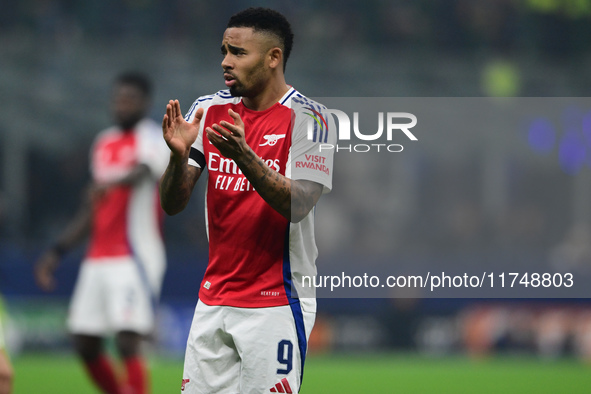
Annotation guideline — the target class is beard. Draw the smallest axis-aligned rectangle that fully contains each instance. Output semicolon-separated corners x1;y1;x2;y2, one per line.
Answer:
229;83;244;97
227;58;267;98
117;114;142;130
229;75;266;98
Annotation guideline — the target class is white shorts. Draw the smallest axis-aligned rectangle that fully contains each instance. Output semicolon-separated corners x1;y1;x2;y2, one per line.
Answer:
181;298;316;394
67;257;160;336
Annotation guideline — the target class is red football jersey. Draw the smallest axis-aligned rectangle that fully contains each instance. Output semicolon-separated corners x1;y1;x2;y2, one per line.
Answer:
186;88;335;307
86;119;169;286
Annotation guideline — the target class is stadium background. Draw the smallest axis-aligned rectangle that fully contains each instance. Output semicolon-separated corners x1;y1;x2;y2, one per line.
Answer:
2;0;591;392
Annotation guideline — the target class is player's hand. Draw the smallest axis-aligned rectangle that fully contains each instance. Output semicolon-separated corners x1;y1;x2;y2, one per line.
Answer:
206;108;250;162
89;183;109;205
34;251;60;292
162;100;203;158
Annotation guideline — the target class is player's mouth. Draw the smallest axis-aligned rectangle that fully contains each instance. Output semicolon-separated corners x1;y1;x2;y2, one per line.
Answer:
224;73;236;87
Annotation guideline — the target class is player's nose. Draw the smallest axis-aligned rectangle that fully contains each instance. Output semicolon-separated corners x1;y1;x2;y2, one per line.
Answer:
221;54;233;70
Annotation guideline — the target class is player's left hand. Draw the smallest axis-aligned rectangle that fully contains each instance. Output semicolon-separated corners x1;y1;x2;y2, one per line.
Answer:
206;109;252;163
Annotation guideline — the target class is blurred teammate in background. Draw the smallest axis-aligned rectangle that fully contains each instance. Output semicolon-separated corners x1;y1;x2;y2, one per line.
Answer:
35;72;169;394
0;298;13;394
160;7;335;393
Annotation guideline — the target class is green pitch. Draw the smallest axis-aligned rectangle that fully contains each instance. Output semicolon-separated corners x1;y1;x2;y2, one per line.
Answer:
11;352;591;393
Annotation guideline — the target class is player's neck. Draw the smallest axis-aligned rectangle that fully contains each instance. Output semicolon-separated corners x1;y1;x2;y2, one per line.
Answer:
242;78;289;112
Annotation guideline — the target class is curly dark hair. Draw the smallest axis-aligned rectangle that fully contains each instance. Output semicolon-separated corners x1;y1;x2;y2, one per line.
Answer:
227;7;294;71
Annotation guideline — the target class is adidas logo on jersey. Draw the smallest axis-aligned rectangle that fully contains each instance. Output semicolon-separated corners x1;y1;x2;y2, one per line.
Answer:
269;377;293;393
181;378;190;391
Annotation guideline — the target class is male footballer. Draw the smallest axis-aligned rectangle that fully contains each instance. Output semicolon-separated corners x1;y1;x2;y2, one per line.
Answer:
35;72;169;394
160;7;335;393
0;302;13;394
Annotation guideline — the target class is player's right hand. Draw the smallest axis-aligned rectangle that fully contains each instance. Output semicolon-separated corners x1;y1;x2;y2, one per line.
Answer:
162;100;203;158
34;251;60;292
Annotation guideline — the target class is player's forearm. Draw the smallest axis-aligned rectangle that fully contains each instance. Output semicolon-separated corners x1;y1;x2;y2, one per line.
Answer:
235;149;319;223
53;201;92;254
160;154;200;215
111;163;151;186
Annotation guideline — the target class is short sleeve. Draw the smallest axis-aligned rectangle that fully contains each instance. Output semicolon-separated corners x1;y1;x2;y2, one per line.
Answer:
287;103;336;193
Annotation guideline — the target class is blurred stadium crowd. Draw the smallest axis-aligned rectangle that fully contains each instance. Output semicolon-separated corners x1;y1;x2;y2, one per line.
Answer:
2;0;591;360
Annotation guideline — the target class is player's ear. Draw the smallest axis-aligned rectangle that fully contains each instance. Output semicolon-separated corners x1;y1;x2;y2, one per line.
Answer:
267;47;282;70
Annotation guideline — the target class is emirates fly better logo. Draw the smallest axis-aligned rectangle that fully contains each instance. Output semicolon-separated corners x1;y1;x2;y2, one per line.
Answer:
304;106;418;152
